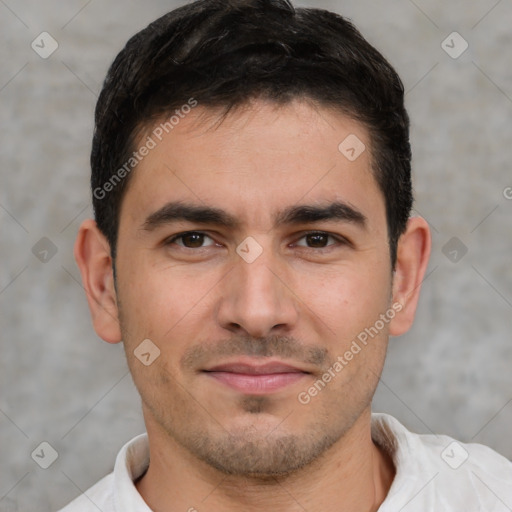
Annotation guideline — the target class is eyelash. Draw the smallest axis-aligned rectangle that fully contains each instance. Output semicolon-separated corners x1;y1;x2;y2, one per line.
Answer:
165;231;349;250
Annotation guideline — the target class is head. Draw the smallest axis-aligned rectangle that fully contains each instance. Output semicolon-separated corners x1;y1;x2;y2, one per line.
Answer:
76;0;430;477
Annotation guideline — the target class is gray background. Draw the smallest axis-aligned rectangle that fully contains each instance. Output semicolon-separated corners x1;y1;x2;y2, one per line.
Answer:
1;0;511;510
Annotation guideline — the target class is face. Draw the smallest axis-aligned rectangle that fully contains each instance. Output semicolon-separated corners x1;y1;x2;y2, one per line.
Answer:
112;99;397;476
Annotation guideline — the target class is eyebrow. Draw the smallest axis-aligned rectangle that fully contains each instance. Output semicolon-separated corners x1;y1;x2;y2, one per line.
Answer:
141;200;367;231
142;202;238;231
275;202;366;227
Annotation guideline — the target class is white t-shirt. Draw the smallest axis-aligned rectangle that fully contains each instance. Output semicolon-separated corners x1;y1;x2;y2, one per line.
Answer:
58;413;512;511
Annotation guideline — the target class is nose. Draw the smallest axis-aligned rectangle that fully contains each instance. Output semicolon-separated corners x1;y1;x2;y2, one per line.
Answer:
216;246;299;338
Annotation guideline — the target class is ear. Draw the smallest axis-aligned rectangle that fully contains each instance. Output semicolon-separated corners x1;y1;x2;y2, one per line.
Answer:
74;219;122;344
389;216;431;336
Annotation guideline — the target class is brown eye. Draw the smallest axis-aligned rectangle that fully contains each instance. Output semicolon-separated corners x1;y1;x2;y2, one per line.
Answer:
181;233;205;248
295;232;340;249
305;233;330;248
169;232;215;248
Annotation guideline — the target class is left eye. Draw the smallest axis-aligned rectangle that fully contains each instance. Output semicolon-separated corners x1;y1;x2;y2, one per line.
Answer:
168;232;216;248
295;232;339;248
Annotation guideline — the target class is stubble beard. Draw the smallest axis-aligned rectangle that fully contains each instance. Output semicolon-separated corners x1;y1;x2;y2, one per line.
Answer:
144;383;363;479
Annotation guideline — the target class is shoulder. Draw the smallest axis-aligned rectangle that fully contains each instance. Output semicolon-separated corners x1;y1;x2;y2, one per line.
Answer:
56;433;149;512
372;413;512;511
57;473;115;511
420;429;512;497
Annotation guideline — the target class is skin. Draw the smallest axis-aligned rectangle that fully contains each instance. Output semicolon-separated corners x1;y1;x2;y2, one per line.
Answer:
75;99;431;511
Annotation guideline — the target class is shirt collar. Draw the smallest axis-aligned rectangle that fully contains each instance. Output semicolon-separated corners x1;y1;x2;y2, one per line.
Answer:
114;433;152;511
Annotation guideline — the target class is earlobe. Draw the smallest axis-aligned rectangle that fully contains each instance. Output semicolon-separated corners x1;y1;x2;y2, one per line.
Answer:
389;216;431;336
74;219;122;344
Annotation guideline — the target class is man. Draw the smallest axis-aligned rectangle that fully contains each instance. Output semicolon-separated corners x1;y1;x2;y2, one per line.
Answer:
62;0;512;510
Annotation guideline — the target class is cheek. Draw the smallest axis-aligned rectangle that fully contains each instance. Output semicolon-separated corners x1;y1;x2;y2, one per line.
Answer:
117;261;220;345
293;263;392;338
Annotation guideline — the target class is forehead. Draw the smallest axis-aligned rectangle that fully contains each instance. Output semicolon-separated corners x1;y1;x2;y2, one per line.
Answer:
121;99;385;229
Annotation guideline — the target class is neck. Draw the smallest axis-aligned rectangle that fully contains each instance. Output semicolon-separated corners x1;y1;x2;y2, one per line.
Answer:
136;409;395;512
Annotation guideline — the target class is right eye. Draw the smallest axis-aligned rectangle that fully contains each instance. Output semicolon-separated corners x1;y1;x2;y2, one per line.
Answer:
166;231;217;249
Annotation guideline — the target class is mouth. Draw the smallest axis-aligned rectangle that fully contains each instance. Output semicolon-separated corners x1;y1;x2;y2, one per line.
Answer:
202;359;311;395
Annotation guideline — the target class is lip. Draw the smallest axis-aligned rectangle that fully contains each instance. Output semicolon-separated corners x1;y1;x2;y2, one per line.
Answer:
202;359;310;394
